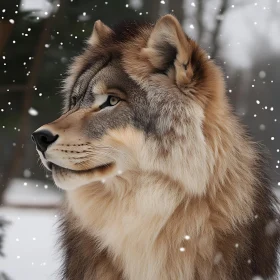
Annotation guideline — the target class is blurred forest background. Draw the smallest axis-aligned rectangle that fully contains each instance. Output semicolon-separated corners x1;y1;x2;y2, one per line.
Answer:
0;0;280;278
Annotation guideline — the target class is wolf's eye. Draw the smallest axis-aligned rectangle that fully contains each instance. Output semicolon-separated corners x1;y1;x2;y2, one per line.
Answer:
99;95;121;109
108;96;120;106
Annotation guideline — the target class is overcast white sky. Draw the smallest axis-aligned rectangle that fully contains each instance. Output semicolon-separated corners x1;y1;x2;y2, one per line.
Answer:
221;0;280;68
21;0;280;68
21;0;50;11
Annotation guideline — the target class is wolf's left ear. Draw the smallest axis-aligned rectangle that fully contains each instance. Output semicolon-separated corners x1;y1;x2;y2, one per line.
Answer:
142;15;193;85
88;20;113;45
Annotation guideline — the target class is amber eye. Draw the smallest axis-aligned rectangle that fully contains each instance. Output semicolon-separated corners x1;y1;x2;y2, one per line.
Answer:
108;96;120;106
99;95;121;110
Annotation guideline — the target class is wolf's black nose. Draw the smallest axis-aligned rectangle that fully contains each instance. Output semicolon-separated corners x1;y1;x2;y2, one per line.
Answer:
31;130;59;153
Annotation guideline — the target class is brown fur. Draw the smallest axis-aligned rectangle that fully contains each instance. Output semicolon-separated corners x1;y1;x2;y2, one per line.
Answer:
33;15;280;279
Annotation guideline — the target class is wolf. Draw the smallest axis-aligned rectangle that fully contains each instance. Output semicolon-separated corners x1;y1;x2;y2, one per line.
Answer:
32;15;279;280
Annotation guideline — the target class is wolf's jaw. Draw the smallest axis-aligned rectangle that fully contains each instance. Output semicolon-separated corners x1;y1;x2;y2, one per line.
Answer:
51;162;115;174
50;161;118;190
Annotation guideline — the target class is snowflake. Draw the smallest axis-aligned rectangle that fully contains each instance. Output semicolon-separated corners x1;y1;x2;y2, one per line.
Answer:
259;71;266;79
28;107;38;116
23;169;31;178
184;235;190;240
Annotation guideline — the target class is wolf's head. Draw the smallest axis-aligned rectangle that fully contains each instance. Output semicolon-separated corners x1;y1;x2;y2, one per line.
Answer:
32;15;226;194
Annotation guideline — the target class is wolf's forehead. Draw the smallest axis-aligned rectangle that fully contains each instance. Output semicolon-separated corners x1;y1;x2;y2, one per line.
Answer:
69;58;136;98
92;61;133;91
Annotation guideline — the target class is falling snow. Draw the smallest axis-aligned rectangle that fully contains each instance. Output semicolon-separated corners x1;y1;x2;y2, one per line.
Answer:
214;252;223;265
28;107;39;116
23;169;31;178
1;1;280;279
259;71;266;79
259;124;266;131
252;276;264;280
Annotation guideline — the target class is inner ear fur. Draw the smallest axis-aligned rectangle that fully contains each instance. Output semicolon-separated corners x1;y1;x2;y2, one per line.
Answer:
88;20;113;46
142;14;194;86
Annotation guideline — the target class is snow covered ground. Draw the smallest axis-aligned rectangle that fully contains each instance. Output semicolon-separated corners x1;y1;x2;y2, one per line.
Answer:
0;207;61;280
2;178;62;208
0;179;62;280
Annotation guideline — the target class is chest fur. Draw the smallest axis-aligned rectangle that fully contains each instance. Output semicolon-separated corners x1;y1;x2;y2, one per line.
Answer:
66;173;246;280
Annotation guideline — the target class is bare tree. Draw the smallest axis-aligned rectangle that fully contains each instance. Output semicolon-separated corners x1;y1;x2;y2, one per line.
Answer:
196;0;205;44
210;0;229;58
0;21;14;55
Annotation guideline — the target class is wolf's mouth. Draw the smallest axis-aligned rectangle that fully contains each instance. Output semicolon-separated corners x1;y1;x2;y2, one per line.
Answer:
47;161;115;174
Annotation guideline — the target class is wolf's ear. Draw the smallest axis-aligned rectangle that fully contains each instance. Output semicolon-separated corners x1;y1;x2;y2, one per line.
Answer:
142;15;193;85
88;20;113;45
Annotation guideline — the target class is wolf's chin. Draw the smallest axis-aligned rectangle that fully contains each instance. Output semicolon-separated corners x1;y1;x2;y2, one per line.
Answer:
51;162;116;190
51;162;114;174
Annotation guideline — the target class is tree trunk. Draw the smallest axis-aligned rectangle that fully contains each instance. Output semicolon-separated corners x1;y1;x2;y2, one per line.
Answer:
196;0;204;44
210;0;229;58
0;22;14;55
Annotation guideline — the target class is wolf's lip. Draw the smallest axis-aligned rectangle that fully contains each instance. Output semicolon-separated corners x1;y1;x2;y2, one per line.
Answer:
48;161;114;174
